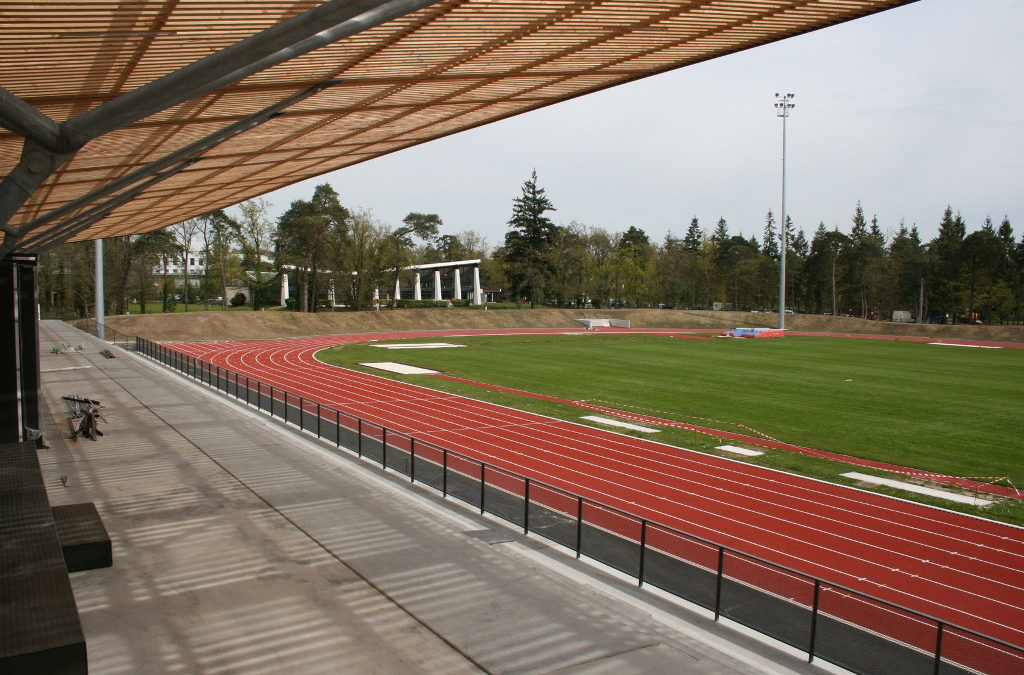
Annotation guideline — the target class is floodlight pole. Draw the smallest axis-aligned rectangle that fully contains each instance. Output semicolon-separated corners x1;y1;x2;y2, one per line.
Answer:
774;92;795;330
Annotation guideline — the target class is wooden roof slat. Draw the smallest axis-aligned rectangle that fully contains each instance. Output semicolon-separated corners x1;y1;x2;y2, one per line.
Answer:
0;0;916;248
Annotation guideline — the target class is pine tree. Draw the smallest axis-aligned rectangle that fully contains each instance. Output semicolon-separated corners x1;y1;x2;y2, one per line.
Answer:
683;217;703;253
760;210;777;260
502;170;558;307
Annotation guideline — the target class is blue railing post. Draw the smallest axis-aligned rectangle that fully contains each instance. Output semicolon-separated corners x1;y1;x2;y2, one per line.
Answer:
410;437;416;483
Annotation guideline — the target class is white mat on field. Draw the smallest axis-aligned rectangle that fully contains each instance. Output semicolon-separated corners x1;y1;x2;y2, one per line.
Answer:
581;415;659;433
716;444;764;457
360;362;439;375
371;343;465;349
841;472;992;506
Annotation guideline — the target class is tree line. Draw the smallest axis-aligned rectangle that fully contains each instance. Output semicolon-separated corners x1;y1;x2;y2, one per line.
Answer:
38;174;1023;325
38;184;488;317
498;173;1022;324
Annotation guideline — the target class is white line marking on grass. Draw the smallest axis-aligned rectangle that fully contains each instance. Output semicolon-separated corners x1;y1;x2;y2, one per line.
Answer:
928;343;1001;349
716;444;764;457
581;415;660;433
359;362;439;375
371;342;465;349
842;472;993;506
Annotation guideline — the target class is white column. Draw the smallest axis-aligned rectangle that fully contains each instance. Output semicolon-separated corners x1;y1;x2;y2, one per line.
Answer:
414;272;422;300
280;271;289;306
433;270;442;301
453;268;462;300
472;265;482;305
394;276;400;302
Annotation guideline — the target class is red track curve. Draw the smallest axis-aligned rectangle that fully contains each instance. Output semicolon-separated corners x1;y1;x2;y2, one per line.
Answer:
167;328;1024;662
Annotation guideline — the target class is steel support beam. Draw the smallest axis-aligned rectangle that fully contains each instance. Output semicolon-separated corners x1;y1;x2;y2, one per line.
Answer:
0;86;63;152
23;162;194;253
0;140;72;237
14;81;338;253
0;0;439;249
64;0;439;149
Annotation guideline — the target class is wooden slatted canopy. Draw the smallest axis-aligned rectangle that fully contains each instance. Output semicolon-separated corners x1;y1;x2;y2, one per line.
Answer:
0;0;916;254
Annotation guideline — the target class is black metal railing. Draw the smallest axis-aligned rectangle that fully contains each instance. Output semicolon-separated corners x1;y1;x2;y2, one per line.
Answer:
74;318;136;348
135;336;1022;675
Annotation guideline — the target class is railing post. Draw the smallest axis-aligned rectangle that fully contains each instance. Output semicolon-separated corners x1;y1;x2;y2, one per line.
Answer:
714;547;725;621
638;520;647;587
523;479;530;534
407;437;415;482
382;427;387;469
270;386;275;416
298;396;304;429
479;464;485;514
933;623;945;675
442;449;448;497
808;579;821;662
316;403;321;439
357;418;362;457
335;410;340;448
576;496;583;559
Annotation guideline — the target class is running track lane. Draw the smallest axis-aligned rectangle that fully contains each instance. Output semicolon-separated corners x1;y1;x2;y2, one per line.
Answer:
166;329;1024;658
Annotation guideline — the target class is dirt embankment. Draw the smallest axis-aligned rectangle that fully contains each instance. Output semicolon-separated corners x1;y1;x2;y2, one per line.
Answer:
95;307;1024;344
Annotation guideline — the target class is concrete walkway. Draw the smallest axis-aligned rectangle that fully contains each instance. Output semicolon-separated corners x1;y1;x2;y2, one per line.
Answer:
35;320;830;674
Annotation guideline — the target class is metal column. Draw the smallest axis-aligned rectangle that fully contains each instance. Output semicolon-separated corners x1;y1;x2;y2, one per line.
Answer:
0;255;40;442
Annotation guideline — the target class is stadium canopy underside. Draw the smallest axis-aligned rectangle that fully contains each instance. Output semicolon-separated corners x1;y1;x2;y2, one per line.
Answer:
0;0;918;257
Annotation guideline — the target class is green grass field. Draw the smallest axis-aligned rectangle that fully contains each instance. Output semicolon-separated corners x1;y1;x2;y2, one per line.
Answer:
318;333;1024;524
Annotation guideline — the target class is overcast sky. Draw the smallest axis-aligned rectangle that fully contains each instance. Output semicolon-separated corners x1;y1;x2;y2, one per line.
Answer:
235;0;1024;252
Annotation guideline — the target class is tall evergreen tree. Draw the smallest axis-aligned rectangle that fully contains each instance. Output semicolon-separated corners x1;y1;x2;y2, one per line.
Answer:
762;210;779;260
683;217;703;253
502;170;558;307
931;205;967;322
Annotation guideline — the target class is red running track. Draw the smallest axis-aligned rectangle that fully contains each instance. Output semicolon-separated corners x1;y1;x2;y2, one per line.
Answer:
168;329;1024;660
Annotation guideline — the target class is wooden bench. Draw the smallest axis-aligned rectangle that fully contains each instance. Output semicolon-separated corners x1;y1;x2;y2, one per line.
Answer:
62;395;104;441
0;441;88;674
